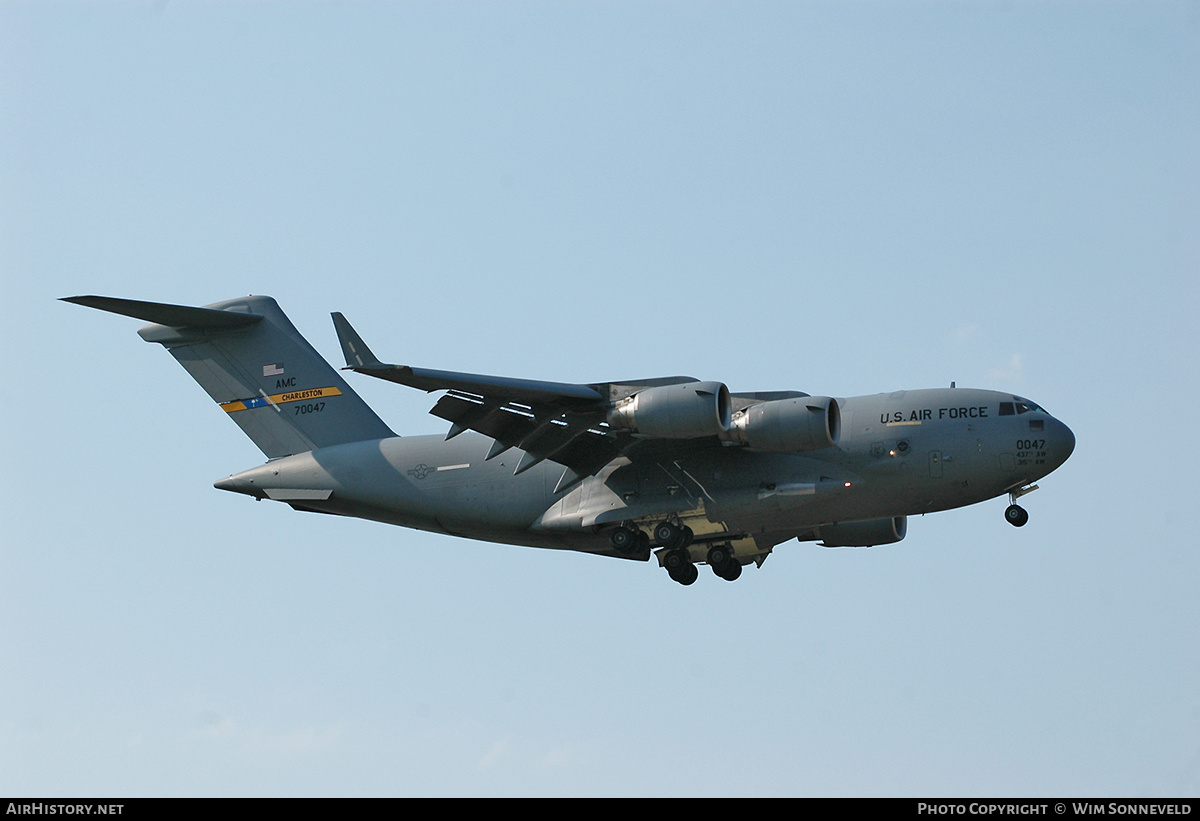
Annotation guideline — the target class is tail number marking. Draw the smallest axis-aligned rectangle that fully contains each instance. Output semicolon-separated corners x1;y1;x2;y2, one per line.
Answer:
1015;439;1048;467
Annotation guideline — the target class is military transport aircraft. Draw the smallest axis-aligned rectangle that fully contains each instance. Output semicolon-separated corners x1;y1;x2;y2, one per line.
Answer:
64;294;1075;585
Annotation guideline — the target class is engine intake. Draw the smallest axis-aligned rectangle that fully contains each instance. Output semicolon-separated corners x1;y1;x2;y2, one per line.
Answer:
726;396;840;452
606;381;732;439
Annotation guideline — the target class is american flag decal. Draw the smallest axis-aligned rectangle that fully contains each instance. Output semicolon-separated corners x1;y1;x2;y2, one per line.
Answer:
263;363;284;377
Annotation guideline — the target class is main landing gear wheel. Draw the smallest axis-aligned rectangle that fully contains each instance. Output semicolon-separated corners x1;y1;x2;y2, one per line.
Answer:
672;562;698;585
707;543;730;567
714;559;742;581
610;526;635;552
653;521;694;550
663;548;697;585
1005;504;1029;527
609;525;651;560
653;521;678;547
706;543;742;581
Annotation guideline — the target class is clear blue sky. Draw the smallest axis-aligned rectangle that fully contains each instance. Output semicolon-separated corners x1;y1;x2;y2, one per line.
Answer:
2;1;1197;797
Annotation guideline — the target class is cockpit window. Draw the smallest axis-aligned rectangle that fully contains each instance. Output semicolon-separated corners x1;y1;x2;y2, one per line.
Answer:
999;402;1014;416
1012;396;1046;414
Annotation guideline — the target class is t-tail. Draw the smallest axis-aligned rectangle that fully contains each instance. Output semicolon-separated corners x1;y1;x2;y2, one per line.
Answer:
63;295;396;458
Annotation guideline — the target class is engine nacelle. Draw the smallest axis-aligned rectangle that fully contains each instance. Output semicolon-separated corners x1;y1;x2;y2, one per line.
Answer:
818;516;907;547
606;381;732;439
726;396;840;452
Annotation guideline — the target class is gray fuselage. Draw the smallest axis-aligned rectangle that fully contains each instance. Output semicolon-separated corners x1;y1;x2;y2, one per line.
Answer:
216;386;1075;558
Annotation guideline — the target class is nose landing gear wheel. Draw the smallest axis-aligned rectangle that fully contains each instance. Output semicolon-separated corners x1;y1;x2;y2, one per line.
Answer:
1005;504;1029;527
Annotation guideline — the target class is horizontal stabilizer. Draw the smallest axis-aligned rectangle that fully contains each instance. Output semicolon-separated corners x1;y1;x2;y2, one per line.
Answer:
61;295;263;329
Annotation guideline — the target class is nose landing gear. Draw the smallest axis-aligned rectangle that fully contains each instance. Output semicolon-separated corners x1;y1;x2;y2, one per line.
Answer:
1004;483;1038;527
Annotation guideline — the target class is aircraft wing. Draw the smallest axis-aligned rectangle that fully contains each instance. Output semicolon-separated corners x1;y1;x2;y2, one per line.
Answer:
332;312;603;403
332;312;651;484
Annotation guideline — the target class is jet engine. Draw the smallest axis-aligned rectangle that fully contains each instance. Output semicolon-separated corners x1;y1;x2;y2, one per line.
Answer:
606;381;732;439
818;516;907;547
726;396;840;452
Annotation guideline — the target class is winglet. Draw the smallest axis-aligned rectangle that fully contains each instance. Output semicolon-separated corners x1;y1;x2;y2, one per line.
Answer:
331;312;387;370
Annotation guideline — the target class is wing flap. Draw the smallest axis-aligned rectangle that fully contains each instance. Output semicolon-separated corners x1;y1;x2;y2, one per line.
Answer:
333;311;626;478
330;312;726;481
543;430;622;478
428;391;621;476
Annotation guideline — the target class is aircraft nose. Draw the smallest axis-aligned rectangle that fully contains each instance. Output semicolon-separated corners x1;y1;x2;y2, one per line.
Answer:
1051;417;1076;468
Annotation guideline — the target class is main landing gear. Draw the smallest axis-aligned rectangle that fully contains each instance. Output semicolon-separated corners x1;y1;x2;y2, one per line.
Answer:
653;520;692;551
611;518;745;585
608;519;694;556
663;541;741;585
663;547;698;585
654;520;703;585
609;524;651;561
705;543;742;582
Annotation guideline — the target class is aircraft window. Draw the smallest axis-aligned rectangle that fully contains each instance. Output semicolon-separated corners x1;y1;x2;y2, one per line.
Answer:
1012;396;1046;415
999;402;1014;416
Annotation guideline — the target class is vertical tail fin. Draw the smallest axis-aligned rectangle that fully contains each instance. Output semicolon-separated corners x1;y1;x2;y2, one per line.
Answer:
63;295;396;458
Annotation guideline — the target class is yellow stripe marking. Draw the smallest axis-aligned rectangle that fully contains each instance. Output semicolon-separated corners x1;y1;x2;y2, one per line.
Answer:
221;386;343;413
